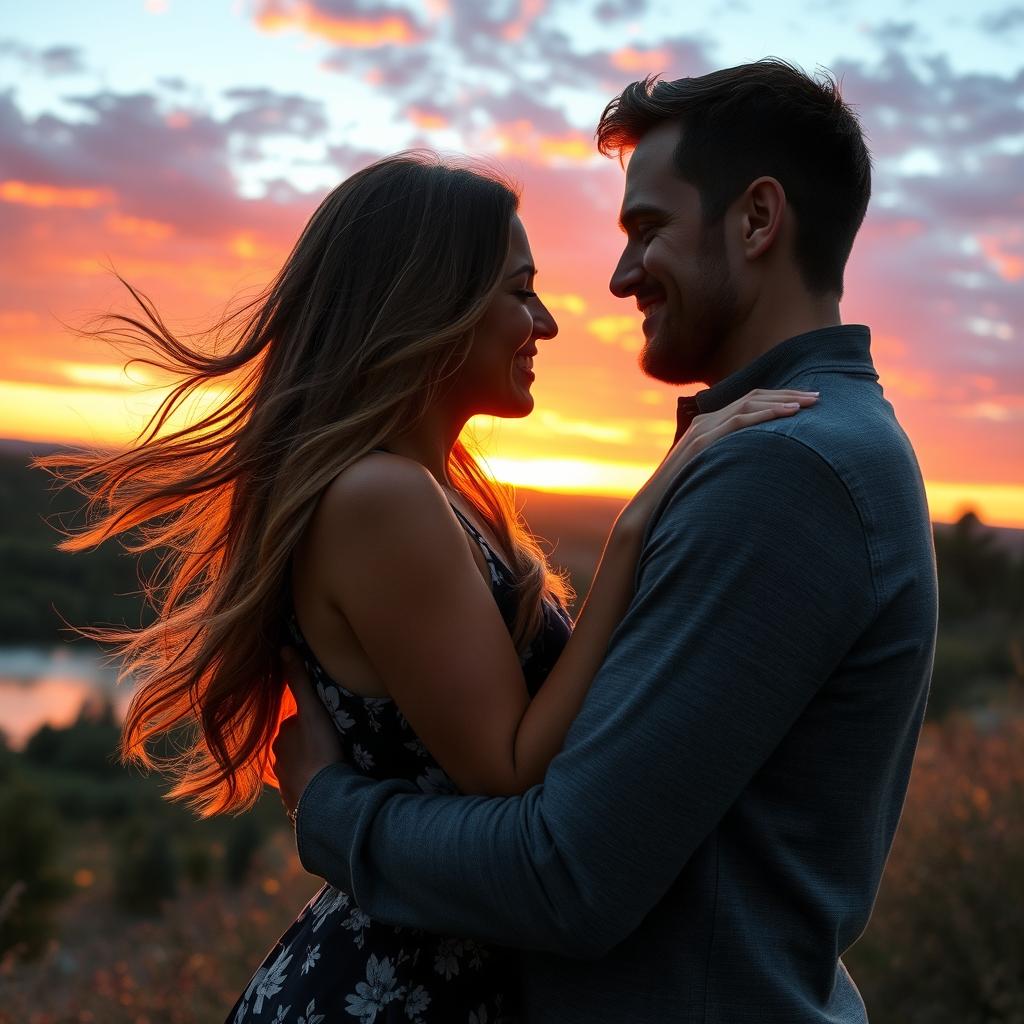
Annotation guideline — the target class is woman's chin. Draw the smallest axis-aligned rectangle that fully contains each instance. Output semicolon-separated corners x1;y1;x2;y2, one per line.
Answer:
480;393;535;419
509;387;535;417
504;400;535;419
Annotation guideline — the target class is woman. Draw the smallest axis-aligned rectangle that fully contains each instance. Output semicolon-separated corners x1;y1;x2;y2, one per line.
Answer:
46;152;817;1023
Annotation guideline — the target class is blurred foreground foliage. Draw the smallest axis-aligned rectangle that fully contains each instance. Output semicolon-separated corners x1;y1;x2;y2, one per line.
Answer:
0;700;1021;1021
0;699;293;964
0;697;318;1023
846;712;1024;1022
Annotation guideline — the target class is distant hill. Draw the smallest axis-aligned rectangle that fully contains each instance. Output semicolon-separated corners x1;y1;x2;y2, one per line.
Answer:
0;438;70;459
0;440;156;646
934;517;1024;556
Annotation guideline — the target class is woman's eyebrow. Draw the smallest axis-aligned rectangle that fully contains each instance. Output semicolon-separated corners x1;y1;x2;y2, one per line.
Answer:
504;263;537;280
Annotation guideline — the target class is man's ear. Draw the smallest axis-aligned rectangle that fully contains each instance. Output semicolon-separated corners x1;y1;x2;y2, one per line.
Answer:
738;176;786;262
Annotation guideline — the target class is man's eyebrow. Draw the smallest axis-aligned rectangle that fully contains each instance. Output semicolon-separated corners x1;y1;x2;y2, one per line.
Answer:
618;204;668;233
504;263;537;280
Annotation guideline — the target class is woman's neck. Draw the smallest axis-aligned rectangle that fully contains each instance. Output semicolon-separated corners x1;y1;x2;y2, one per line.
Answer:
383;405;467;489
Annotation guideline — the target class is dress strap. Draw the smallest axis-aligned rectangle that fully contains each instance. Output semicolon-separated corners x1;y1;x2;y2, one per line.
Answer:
448;504;509;585
369;448;509;581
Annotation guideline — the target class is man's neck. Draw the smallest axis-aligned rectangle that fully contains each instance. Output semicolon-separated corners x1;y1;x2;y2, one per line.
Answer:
706;294;842;386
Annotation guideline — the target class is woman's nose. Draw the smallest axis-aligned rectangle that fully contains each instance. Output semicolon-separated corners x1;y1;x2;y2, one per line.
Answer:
531;298;558;341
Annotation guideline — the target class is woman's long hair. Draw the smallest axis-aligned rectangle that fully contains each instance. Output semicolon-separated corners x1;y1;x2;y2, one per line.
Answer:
41;152;571;817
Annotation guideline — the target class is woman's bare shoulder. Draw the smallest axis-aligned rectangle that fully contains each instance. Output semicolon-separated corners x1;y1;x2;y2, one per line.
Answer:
311;451;455;547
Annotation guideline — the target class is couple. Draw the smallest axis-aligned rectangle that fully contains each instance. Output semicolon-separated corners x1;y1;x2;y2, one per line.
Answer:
61;60;936;1023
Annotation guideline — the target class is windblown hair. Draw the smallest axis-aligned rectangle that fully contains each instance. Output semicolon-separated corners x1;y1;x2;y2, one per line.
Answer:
596;58;872;297
41;152;571;817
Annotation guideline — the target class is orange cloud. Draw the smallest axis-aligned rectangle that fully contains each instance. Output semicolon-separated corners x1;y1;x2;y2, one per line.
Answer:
0;180;113;209
501;0;545;41
0;378;234;448
871;333;908;359
955;402;1014;423
491;121;596;165
104;213;175;240
408;107;447;131
978;230;1024;281
538;134;594;162
587;315;641;351
0;310;41;332
542;293;587;316
229;232;281;262
881;367;938;400
58;362;148;390
611;47;670;72
256;2;420;47
530;409;636;444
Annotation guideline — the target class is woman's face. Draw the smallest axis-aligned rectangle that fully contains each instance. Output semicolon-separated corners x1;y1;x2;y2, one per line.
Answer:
455;214;558;419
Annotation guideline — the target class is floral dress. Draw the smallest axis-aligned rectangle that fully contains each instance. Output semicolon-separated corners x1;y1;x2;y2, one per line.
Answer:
226;505;572;1024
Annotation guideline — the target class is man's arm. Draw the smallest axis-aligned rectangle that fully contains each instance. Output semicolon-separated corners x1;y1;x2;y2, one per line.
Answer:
296;429;876;957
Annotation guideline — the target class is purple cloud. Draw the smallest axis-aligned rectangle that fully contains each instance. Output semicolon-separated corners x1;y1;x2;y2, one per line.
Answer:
979;6;1024;33
0;39;86;76
222;87;329;137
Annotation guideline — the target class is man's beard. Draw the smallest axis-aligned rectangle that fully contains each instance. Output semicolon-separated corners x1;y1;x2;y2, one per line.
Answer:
640;220;737;386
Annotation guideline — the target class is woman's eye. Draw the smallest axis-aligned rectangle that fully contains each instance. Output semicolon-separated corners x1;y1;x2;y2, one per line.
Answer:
516;289;538;299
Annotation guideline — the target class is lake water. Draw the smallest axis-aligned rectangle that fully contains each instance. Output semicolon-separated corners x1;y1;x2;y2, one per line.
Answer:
0;646;134;749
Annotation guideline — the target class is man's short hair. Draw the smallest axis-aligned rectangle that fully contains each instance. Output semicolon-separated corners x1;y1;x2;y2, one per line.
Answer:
596;59;872;297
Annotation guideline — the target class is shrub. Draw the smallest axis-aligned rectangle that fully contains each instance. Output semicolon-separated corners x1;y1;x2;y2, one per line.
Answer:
113;820;179;915
848;711;1024;1022
0;778;69;959
223;817;263;887
182;841;215;887
23;697;122;777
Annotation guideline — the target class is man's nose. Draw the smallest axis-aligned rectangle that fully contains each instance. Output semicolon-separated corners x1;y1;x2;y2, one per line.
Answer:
530;298;558;341
609;245;644;298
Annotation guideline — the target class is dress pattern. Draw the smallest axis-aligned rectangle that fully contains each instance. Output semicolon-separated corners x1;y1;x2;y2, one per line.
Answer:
226;503;572;1024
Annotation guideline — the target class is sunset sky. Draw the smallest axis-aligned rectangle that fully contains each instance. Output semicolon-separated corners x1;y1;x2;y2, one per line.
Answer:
2;0;1023;524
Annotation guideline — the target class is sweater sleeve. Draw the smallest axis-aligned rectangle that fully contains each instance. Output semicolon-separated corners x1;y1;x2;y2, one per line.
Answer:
295;429;876;958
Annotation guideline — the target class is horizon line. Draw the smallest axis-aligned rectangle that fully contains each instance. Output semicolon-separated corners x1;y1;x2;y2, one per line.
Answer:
3;433;1023;532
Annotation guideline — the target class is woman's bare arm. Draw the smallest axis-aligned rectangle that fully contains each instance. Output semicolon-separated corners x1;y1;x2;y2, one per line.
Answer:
302;453;627;796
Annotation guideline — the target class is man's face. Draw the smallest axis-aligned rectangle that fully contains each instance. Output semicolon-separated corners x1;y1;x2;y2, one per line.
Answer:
609;121;739;386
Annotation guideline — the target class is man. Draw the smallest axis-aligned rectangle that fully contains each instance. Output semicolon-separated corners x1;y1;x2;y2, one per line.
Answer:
275;60;937;1022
